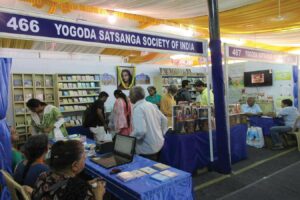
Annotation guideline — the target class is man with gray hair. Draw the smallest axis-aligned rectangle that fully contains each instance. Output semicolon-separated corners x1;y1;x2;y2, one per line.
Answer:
241;97;263;116
129;86;168;160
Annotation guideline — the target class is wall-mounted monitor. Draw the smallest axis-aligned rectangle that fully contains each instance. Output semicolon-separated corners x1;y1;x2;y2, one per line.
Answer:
244;70;273;87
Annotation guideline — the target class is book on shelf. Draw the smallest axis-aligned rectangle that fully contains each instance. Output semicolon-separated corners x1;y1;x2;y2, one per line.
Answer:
45;94;53;101
16;122;26;127
24;93;33;102
95;75;100;80
15;108;26;114
45;79;53;87
13;79;22;87
74;98;79;103
36;93;44;101
35;80;42;87
24;80;33;87
14;94;24;102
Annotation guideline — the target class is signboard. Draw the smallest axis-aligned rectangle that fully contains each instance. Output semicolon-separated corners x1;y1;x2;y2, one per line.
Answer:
0;11;204;54
227;46;297;65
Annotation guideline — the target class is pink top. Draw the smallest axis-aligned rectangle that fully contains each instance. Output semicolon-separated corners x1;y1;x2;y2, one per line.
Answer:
112;98;133;135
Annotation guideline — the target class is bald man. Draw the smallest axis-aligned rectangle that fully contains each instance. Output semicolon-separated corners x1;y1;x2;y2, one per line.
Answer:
241;97;263;116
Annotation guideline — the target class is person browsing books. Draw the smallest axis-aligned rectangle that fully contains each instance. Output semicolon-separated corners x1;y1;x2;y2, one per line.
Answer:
160;85;178;127
83;92;110;142
146;86;162;107
109;89;132;136
26;99;67;139
241;97;263;116
129;86;168;161
175;80;191;103
194;80;214;106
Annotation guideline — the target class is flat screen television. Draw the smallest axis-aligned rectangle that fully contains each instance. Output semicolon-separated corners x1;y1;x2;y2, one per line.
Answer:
244;69;273;87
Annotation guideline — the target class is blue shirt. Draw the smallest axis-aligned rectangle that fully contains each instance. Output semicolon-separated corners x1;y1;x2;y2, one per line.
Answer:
277;106;299;127
241;104;262;114
14;161;49;187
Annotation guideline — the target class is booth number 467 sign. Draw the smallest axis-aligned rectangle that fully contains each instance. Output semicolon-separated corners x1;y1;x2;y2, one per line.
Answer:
231;48;242;57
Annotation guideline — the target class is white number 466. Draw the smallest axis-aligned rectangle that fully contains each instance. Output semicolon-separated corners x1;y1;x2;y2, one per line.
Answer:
7;17;40;33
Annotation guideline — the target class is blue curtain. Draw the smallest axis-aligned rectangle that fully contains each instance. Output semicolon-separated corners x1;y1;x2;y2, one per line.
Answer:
0;58;12;199
292;65;298;108
209;40;231;174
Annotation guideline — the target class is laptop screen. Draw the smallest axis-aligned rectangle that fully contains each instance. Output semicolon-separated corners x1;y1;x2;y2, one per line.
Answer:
114;135;135;157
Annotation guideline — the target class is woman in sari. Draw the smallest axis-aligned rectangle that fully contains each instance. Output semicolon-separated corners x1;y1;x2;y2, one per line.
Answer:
26;98;68;139
110;90;132;136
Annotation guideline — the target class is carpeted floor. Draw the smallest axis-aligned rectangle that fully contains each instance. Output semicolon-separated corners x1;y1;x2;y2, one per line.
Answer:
220;160;300;200
193;146;300;200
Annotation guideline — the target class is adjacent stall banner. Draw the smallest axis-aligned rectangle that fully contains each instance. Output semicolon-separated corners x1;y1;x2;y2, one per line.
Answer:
227;46;298;65
0;11;204;54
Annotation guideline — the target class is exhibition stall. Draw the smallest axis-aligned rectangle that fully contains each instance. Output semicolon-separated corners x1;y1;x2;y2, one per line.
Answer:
0;9;214;199
224;44;299;149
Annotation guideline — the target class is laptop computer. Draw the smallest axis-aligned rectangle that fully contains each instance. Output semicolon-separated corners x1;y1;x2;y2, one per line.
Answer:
90;135;136;169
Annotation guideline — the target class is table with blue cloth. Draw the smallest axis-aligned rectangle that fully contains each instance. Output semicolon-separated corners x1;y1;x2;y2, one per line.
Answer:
85;155;193;200
248;116;284;136
160;124;248;173
51;138;193;200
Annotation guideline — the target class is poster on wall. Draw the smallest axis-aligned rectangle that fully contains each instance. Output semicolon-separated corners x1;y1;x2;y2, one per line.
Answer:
117;66;136;90
229;76;244;88
100;73;116;85
135;73;150;85
275;71;292;81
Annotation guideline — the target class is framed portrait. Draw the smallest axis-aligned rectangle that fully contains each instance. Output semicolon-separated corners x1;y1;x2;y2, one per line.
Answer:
117;66;136;90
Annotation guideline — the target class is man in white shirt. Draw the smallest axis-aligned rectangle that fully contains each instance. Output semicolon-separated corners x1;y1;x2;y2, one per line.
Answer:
129;86;168;160
270;99;299;150
241;97;263;116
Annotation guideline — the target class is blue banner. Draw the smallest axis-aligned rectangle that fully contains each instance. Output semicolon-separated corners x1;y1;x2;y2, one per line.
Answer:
0;12;204;54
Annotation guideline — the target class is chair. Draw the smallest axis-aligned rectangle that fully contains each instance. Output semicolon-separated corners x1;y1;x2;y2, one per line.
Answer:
0;170;31;200
286;116;300;151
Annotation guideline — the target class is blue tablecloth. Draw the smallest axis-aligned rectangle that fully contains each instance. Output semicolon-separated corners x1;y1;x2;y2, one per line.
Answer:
85;155;193;200
249;116;284;136
160;124;248;173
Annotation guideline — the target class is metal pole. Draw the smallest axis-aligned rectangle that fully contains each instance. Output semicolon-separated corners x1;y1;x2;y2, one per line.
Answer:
207;0;231;173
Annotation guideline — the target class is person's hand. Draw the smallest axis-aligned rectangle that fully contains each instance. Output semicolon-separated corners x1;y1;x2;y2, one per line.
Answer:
90;179;106;200
43;126;54;133
104;125;109;133
22;185;33;197
266;112;276;117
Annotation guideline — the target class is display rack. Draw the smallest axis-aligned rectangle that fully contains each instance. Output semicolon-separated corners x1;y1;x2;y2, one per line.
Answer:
56;74;101;127
154;68;206;100
11;73;56;144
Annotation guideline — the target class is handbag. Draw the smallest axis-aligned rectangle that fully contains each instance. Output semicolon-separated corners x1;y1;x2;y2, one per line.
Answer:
246;126;264;148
